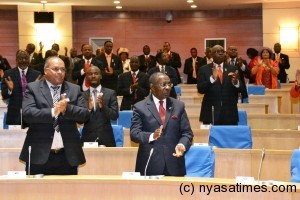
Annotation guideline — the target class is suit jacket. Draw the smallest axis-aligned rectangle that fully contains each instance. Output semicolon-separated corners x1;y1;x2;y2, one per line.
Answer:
197;63;243;125
138;54;156;73
148;66;178;99
198;56;212;67
72;58;103;91
165;51;181;80
130;95;193;176
228;58;250;100
19;80;90;166
183;56;203;84
1;67;41;125
81;87;118;147
272;53;290;83
30;52;43;66
95;54;123;91
117;71;150;110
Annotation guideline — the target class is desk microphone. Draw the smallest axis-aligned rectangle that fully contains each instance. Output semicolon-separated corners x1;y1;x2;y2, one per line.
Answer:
95;137;99;142
144;148;154;178
20;108;23;129
28;146;31;177
257;148;265;181
211;106;214;125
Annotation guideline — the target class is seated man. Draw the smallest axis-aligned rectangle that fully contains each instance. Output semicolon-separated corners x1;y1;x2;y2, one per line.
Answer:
81;66;119;147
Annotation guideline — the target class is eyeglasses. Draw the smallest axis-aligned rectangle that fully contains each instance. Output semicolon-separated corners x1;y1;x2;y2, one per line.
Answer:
48;67;66;73
157;83;173;88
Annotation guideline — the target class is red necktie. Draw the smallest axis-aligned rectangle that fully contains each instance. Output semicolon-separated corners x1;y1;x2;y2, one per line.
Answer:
159;100;165;125
218;65;223;84
132;72;138;101
85;60;91;87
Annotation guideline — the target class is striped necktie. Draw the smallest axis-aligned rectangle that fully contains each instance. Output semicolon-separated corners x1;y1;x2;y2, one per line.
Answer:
51;86;60;132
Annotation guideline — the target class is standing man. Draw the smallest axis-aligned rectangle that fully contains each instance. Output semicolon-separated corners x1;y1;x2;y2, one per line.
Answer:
117;56;150;110
1;50;41;127
197;45;242;125
25;43;41;66
138;45;156;73
81;66;118;147
148;52;179;99
96;40;123;92
272;43;290;83
19;56;90;175
198;47;213;67
227;45;250;102
72;44;103;91
65;47;80;84
162;42;182;81
130;72;193;176
183;48;203;84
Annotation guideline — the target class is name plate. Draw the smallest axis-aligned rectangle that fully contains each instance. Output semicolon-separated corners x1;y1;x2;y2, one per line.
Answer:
83;142;98;148
7;171;26;178
235;176;254;184
122;172;141;179
193;143;209;146
298;126;300;131
8;125;22;130
200;124;211;129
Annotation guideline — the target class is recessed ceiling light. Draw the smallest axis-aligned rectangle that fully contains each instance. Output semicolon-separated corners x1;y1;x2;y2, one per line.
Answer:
191;5;197;8
187;0;194;3
114;1;120;4
40;0;47;3
116;5;122;9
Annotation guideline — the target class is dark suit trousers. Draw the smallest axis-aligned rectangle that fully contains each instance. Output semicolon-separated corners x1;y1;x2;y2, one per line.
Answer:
25;149;77;175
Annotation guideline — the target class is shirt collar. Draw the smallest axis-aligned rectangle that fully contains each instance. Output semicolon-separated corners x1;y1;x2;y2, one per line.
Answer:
90;85;102;94
45;80;62;91
18;67;28;75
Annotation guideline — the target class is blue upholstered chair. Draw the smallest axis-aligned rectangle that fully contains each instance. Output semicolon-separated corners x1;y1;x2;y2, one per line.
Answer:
185;145;215;177
238;110;247;125
174;86;182;97
3;112;8;129
209;125;252;149
117;110;133;128
290;149;300;182
112;125;124;147
247;85;266;95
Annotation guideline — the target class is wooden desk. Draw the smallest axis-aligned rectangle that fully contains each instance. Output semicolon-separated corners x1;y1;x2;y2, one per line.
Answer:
0;148;295;182
248;95;281;114
1;175;299;200
265;89;291;114
187;114;300;129
185;103;268;115
179;96;203;104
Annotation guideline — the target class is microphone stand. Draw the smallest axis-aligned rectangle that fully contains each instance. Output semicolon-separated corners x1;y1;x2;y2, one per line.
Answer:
28;146;31;177
257;148;265;181
144;148;154;179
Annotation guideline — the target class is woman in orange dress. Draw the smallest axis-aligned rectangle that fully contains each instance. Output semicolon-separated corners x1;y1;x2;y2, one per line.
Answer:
251;47;279;89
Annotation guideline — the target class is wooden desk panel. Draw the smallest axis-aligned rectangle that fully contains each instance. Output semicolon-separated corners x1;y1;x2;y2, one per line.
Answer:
248;95;280;114
0;148;294;182
265;89;291;114
0;176;299;200
185;103;268;115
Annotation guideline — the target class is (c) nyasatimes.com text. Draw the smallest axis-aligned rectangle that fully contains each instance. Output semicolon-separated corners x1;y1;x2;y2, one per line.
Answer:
179;183;297;195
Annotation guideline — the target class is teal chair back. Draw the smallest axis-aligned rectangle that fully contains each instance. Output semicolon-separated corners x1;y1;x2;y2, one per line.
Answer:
291;149;300;182
112;125;124;147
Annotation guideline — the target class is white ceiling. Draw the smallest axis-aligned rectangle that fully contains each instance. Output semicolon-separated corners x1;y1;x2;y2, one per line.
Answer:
0;0;298;11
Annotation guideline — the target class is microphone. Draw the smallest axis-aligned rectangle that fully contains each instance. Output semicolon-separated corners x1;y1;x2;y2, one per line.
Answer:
94;137;99;142
211;106;214;125
28;146;31;177
257;148;265;181
144;148;154;178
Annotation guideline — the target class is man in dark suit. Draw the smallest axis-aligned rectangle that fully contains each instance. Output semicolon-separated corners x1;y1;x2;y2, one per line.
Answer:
81;66;118;147
19;56;90;175
197;45;243;125
198;47;213;67
272;43;290;83
183;47;203;84
130;72;193;176
26;43;43;66
148;52;179;99
227;45;250;102
1;50;41;127
95;41;123;92
72;44;103;91
138;45;156;73
117;56;150;110
162;42;182;81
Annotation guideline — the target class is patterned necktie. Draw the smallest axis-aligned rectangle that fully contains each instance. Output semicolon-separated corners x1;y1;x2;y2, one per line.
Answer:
161;66;165;73
93;89;98;111
21;71;27;97
231;58;235;66
84;60;91;87
51;86;60;132
159;100;166;125
218;65;223;84
132;72;138;101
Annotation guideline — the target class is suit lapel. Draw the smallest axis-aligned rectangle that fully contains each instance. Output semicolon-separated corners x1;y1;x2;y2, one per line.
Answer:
146;95;162;125
60;82;69;98
163;98;173;128
40;80;53;107
13;68;22;87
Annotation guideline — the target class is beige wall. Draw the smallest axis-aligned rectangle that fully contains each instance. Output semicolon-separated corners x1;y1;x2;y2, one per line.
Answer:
17;5;72;55
263;2;300;81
